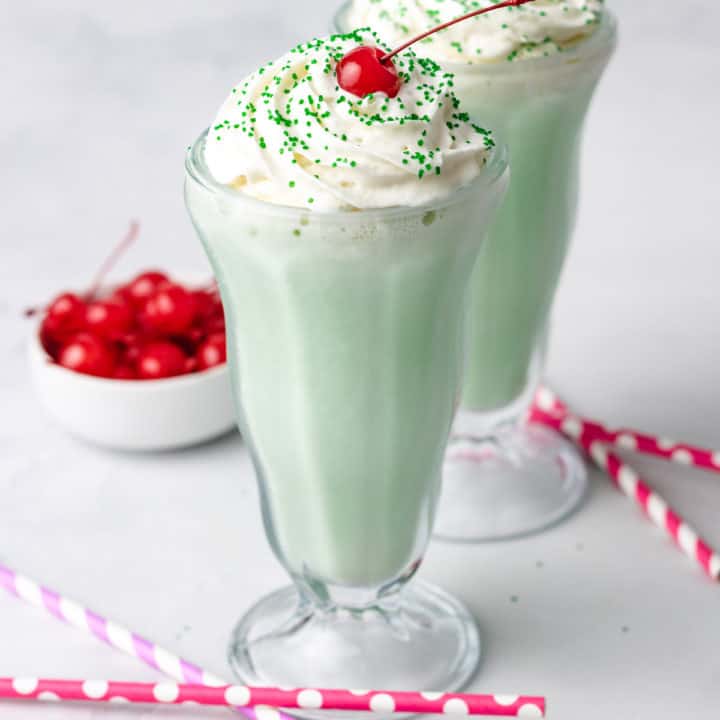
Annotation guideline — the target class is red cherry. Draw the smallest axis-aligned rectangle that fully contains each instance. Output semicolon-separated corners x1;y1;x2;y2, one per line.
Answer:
192;289;214;317
204;313;226;335
187;327;206;344
85;298;133;339
117;332;144;363
196;332;227;371
38;293;87;359
137;341;187;380
336;46;401;99
141;284;197;335
46;292;86;330
39;315;70;358
123;270;170;308
113;364;137;380
58;333;115;377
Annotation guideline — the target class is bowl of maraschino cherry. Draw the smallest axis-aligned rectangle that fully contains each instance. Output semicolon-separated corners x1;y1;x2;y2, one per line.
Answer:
28;222;235;451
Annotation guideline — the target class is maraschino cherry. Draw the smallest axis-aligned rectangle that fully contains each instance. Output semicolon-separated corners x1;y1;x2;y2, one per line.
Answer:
137;341;187;380
336;0;536;98
85;296;134;340
58;333;115;377
196;332;227;371
123;270;169;308
336;47;401;99
141;283;197;335
38;293;87;355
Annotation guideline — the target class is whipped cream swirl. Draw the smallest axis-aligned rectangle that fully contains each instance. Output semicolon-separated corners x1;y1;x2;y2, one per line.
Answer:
204;29;494;211
345;0;605;64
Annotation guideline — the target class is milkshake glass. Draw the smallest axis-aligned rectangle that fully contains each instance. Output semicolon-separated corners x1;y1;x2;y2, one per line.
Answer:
335;3;617;541
185;123;508;693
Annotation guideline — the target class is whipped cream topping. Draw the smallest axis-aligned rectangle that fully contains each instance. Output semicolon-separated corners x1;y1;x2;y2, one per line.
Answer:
204;29;494;211
345;0;604;64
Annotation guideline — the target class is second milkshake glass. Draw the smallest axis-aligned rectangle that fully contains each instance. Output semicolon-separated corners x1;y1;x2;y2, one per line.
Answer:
185;131;508;696
334;8;617;541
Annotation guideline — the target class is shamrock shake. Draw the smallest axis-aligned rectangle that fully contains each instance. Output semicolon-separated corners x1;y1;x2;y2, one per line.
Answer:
185;27;508;690
338;0;617;541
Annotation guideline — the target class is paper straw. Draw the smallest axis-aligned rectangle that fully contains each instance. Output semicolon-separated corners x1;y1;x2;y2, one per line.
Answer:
0;678;545;717
0;562;273;720
534;387;720;475
0;563;545;717
530;396;720;581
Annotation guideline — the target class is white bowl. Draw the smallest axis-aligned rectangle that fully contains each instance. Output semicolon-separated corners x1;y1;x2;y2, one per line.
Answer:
28;323;236;452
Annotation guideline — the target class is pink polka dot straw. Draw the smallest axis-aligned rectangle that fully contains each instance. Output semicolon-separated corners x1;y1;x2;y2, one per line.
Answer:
530;388;720;581
0;678;545;716
0;563;544;717
0;561;280;720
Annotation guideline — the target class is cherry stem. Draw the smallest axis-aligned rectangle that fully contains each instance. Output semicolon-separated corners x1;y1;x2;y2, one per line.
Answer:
381;0;536;63
86;220;140;301
23;220;141;317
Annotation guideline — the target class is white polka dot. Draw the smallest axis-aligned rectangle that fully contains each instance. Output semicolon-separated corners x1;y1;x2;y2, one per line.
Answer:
589;442;608;468
37;692;60;702
82;681;108;699
297;689;323;709
255;705;282;720
14;576;43;607
202;672;227;687
657;437;675;450
105;623;136;655
370;693;396;713
712;452;720;468
493;695;519;706
517;703;543;718
12;678;38;695
672;449;693;465
561;417;582;439
153;683;179;703
618;466;638;496
646;495;668;527
109;696;130;704
443;698;469;715
616;434;637;450
535;388;557;412
225;686;251;706
421;692;445;701
710;555;720;580
59;598;89;631
677;525;699;557
349;689;370;696
153;647;183;680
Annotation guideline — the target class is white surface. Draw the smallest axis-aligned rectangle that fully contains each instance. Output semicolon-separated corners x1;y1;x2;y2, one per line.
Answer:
1;1;719;718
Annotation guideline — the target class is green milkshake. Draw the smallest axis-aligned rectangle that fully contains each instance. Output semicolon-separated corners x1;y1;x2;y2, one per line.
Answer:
187;142;506;586
338;0;617;541
185;29;508;691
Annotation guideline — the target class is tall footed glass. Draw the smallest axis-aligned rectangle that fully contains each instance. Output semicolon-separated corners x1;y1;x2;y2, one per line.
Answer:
435;14;617;542
185;132;508;696
332;7;617;542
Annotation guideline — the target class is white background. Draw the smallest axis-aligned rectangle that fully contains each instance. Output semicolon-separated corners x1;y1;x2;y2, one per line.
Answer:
1;1;719;718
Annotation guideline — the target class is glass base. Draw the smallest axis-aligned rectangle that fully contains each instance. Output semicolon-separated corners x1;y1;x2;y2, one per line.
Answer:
434;423;588;543
228;581;480;718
